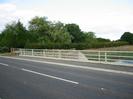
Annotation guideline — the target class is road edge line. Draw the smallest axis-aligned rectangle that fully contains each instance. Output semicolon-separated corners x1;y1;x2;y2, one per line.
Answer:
1;56;133;76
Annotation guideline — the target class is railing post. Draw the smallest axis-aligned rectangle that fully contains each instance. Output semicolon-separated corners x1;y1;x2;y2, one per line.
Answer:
32;49;34;56
24;49;26;56
98;51;100;62
78;50;80;60
19;48;22;56
58;50;61;58
105;52;107;62
43;49;45;57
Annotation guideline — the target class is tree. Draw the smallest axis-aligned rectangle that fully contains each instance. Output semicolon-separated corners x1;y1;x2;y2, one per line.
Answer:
97;38;110;42
28;17;72;44
28;16;50;43
65;24;84;43
0;21;27;48
120;32;133;44
83;32;96;43
49;22;71;43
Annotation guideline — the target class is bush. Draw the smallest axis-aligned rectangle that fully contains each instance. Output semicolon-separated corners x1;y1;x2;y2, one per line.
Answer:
120;32;133;44
24;41;128;50
0;46;10;53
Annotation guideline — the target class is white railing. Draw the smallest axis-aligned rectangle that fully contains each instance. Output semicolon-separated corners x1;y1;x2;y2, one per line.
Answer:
12;48;133;66
80;50;133;63
17;49;88;61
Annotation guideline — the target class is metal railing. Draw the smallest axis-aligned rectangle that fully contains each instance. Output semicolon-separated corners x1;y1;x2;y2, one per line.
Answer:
81;50;133;63
12;48;133;66
17;49;88;61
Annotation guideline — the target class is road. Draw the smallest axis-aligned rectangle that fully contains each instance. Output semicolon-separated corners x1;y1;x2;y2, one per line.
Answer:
0;56;133;99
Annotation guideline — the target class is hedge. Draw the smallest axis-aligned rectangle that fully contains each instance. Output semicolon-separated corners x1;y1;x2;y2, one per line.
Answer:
24;41;128;50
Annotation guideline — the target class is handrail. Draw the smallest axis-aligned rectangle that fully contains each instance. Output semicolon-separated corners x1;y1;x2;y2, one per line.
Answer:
12;48;133;66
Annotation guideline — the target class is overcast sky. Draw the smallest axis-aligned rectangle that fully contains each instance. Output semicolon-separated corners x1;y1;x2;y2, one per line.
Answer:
0;0;133;40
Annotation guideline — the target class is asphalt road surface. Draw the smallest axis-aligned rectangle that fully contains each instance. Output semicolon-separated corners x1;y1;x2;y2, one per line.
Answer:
0;56;133;99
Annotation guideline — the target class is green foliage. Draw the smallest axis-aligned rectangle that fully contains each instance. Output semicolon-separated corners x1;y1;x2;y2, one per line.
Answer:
96;38;111;42
90;41;128;48
28;16;51;43
25;43;86;49
83;32;96;43
65;24;84;43
29;16;50;35
49;22;71;43
24;41;128;50
0;21;28;48
120;32;133;44
0;46;10;53
28;17;72;44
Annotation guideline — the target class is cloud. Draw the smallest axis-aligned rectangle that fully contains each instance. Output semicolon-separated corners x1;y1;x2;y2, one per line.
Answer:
0;3;18;30
0;3;16;18
0;3;44;31
0;3;16;11
0;0;133;40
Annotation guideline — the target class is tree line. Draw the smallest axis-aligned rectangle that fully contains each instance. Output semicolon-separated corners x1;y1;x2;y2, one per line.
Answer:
0;16;132;52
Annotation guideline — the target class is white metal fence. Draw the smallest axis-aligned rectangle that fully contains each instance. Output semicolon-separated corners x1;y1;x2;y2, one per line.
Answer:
12;48;133;66
17;49;88;61
80;50;133;64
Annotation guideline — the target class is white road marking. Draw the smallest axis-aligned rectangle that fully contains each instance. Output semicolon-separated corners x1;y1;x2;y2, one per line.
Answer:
0;60;79;84
21;68;79;84
0;56;133;76
101;88;104;90
0;62;9;67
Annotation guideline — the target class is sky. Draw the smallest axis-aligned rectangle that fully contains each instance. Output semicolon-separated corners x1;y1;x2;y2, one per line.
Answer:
0;0;133;40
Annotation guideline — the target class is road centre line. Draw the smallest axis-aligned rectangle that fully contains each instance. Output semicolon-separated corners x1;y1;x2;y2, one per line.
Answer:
21;68;79;84
0;62;9;67
0;61;79;84
0;60;107;85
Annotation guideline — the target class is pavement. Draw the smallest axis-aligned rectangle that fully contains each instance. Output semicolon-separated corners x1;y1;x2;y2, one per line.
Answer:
0;56;133;99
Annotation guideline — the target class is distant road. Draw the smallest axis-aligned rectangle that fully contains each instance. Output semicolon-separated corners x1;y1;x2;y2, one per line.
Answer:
0;56;133;99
